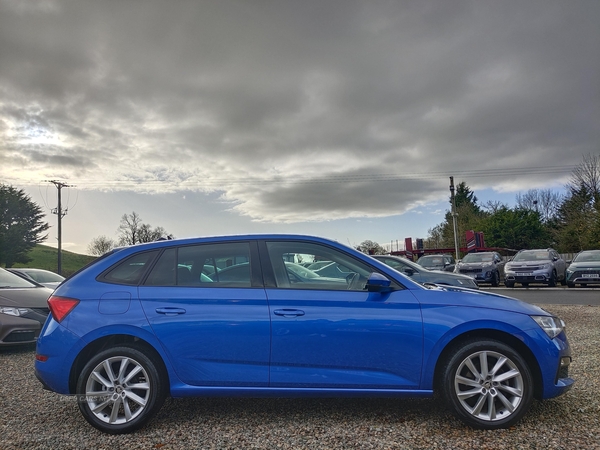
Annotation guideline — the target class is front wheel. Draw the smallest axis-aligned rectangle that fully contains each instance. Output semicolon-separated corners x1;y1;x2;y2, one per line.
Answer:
76;346;167;434
504;280;515;288
441;339;533;429
548;271;557;287
491;271;499;287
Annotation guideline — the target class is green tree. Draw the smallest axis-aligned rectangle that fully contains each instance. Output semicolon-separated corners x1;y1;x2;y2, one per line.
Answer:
439;182;486;248
480;206;549;250
356;240;387;255
0;185;50;267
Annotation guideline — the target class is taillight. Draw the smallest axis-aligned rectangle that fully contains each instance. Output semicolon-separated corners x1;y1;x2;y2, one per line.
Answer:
47;296;80;323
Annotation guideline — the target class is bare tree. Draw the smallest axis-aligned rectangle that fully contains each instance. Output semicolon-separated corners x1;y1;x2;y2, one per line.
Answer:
481;200;507;214
117;212;171;245
515;189;563;223
568;153;600;201
87;235;116;256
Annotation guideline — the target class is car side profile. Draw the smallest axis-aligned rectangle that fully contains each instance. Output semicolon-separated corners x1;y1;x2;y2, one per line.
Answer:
373;254;479;289
35;235;573;434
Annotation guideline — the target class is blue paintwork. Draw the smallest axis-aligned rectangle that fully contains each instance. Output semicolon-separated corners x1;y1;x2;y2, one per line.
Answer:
35;234;573;402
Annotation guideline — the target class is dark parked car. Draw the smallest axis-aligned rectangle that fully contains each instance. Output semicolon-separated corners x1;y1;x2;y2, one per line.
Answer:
504;249;567;287
374;255;479;289
454;252;505;287
35;235;573;433
0;268;52;346
7;268;65;289
416;254;456;272
566;250;600;288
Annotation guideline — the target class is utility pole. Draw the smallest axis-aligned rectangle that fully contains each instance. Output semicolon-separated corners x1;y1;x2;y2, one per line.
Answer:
449;176;460;260
46;180;74;275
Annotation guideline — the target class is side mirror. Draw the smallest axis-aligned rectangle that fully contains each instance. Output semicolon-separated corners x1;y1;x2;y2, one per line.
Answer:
366;273;393;292
403;268;415;276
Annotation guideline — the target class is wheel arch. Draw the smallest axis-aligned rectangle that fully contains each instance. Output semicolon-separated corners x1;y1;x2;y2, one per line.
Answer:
432;329;544;400
68;334;170;395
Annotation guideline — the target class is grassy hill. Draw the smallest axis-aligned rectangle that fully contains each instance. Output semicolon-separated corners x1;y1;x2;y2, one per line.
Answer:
11;245;96;277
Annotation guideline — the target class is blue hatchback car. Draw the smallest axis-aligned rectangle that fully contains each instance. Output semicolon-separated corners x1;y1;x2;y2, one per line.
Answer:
35;235;573;434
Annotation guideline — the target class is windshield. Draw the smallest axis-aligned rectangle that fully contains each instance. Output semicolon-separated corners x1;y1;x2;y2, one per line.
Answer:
418;256;446;265
0;268;39;288
23;270;65;283
573;251;600;262
513;251;551;262
462;253;494;263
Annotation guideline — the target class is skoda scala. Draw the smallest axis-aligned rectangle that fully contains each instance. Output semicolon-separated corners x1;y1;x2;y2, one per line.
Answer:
35;235;573;434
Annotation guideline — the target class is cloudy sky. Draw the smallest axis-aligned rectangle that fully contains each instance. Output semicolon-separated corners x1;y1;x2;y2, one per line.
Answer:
1;0;599;254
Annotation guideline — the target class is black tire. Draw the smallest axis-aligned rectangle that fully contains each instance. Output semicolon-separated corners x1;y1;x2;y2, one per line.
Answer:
76;345;167;434
560;274;567;286
504;280;515;288
441;339;533;430
491;271;499;287
548;271;557;287
521;282;529;287
567;282;575;288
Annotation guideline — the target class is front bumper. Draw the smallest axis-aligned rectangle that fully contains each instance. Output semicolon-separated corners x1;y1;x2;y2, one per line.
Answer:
505;270;552;284
457;268;495;283
0;314;42;345
566;270;600;285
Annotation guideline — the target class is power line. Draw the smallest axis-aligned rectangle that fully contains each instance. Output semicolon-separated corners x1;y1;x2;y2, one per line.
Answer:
61;164;577;188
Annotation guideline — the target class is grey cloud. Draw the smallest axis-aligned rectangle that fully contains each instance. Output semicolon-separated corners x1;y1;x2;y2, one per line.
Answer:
1;0;598;222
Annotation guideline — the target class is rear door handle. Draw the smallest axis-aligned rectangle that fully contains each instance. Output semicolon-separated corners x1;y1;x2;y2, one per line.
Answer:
273;309;305;317
156;307;187;315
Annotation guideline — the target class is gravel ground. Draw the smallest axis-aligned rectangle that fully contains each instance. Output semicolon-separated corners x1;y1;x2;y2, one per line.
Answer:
1;304;598;449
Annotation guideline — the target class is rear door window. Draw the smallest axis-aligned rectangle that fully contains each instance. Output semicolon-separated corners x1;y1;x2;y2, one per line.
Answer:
144;242;257;288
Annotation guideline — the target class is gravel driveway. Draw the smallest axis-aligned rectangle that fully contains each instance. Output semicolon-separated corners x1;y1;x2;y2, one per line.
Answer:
1;304;598;449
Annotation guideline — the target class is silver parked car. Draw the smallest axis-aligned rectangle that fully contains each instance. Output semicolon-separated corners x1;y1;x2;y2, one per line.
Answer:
504;249;567;287
416;254;456;272
373;255;479;289
7;268;65;289
454;252;505;287
566;250;600;288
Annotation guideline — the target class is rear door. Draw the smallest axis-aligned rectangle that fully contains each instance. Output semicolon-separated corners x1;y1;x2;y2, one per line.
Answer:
139;241;270;386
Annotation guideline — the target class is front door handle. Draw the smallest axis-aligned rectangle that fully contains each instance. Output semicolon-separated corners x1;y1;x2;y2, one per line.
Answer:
273;309;305;317
156;307;187;315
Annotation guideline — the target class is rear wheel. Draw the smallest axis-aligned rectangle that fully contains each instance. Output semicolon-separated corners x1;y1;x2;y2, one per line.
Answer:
441;339;533;429
76;346;167;434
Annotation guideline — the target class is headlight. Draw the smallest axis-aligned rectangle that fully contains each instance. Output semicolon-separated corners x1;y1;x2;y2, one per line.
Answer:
532;315;565;339
0;306;30;317
541;263;552;270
